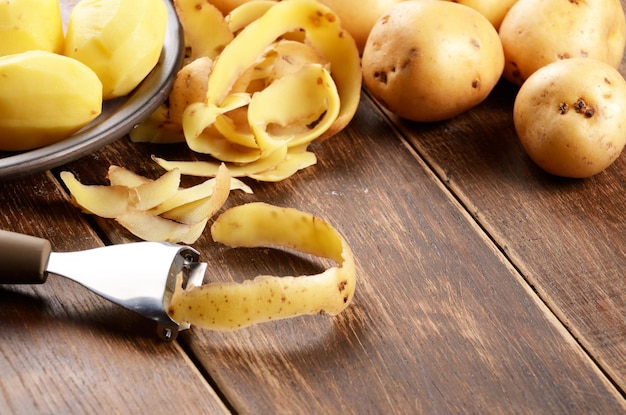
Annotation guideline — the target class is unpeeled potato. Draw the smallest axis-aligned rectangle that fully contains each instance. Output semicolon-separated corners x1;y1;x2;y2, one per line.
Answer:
316;0;404;53
440;0;518;29
513;58;626;178
362;0;504;122
499;0;626;85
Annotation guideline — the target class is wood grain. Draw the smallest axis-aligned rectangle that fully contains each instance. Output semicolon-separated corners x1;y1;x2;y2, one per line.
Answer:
392;42;626;392
0;173;229;414
58;96;626;414
1;1;625;413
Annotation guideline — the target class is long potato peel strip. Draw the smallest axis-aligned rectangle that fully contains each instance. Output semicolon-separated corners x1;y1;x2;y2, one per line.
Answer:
168;202;356;330
174;0;234;60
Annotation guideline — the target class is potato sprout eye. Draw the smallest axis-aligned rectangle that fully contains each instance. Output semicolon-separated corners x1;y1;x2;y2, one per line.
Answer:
573;98;595;118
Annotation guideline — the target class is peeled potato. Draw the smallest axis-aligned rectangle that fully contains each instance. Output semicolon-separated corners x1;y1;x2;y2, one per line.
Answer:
499;0;626;85
64;0;168;99
0;0;64;56
513;58;626;178
0;51;103;151
362;0;504;122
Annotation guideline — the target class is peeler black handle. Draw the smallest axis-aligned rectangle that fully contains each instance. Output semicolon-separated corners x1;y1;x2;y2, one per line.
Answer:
0;229;51;284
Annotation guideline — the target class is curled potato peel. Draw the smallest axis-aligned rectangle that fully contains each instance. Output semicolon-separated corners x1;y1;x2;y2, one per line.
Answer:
133;0;360;181
168;202;356;330
174;0;233;60
247;63;340;154
153;143;317;182
249;146;317;182
60;164;237;243
226;0;277;34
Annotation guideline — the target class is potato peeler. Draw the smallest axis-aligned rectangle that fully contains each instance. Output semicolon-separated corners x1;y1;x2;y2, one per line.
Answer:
0;229;206;341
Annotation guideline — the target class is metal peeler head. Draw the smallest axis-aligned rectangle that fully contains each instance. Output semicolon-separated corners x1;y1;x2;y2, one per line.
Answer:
158;245;207;341
46;242;207;342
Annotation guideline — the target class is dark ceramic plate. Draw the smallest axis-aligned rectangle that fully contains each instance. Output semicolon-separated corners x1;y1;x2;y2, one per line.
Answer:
0;0;183;180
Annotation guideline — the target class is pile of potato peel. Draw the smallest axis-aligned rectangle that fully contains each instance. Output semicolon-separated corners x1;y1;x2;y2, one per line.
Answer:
130;0;362;182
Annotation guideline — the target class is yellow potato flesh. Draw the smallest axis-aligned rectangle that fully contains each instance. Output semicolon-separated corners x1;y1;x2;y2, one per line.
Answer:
247;63;340;154
249;146;317;182
0;0;64;56
116;212;209;244
128;105;186;144
64;0;168;99
226;0;277;33
168;202;356;330
0;51;102;151
158;165;231;224
129;168;181;211
107;165;152;187
60;171;131;219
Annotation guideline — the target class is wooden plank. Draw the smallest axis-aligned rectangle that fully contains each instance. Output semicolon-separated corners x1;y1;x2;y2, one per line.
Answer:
0;172;229;414
392;27;626;392
64;96;626;413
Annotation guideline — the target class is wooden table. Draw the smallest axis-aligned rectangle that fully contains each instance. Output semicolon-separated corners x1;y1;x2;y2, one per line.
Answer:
1;5;625;414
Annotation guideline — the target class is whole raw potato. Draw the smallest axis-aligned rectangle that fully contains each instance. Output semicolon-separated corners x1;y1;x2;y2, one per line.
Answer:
316;0;405;52
513;58;626;178
361;0;504;122
441;0;518;29
499;0;626;86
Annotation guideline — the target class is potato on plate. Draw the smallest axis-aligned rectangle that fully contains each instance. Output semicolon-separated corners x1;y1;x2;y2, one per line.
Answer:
0;51;102;151
0;0;64;56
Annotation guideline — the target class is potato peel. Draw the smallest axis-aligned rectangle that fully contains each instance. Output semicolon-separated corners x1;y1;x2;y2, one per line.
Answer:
60;164;238;244
132;0;361;182
168;202;356;330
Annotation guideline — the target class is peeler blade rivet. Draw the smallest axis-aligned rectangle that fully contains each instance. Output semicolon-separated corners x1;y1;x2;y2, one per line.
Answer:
163;327;173;340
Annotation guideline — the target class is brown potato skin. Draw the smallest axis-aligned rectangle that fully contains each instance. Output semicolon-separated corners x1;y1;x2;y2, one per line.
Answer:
361;0;504;122
441;0;518;29
499;0;626;86
513;58;626;178
316;0;404;52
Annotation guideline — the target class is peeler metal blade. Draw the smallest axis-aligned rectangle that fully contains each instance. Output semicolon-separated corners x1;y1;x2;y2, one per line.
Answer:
0;229;206;341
